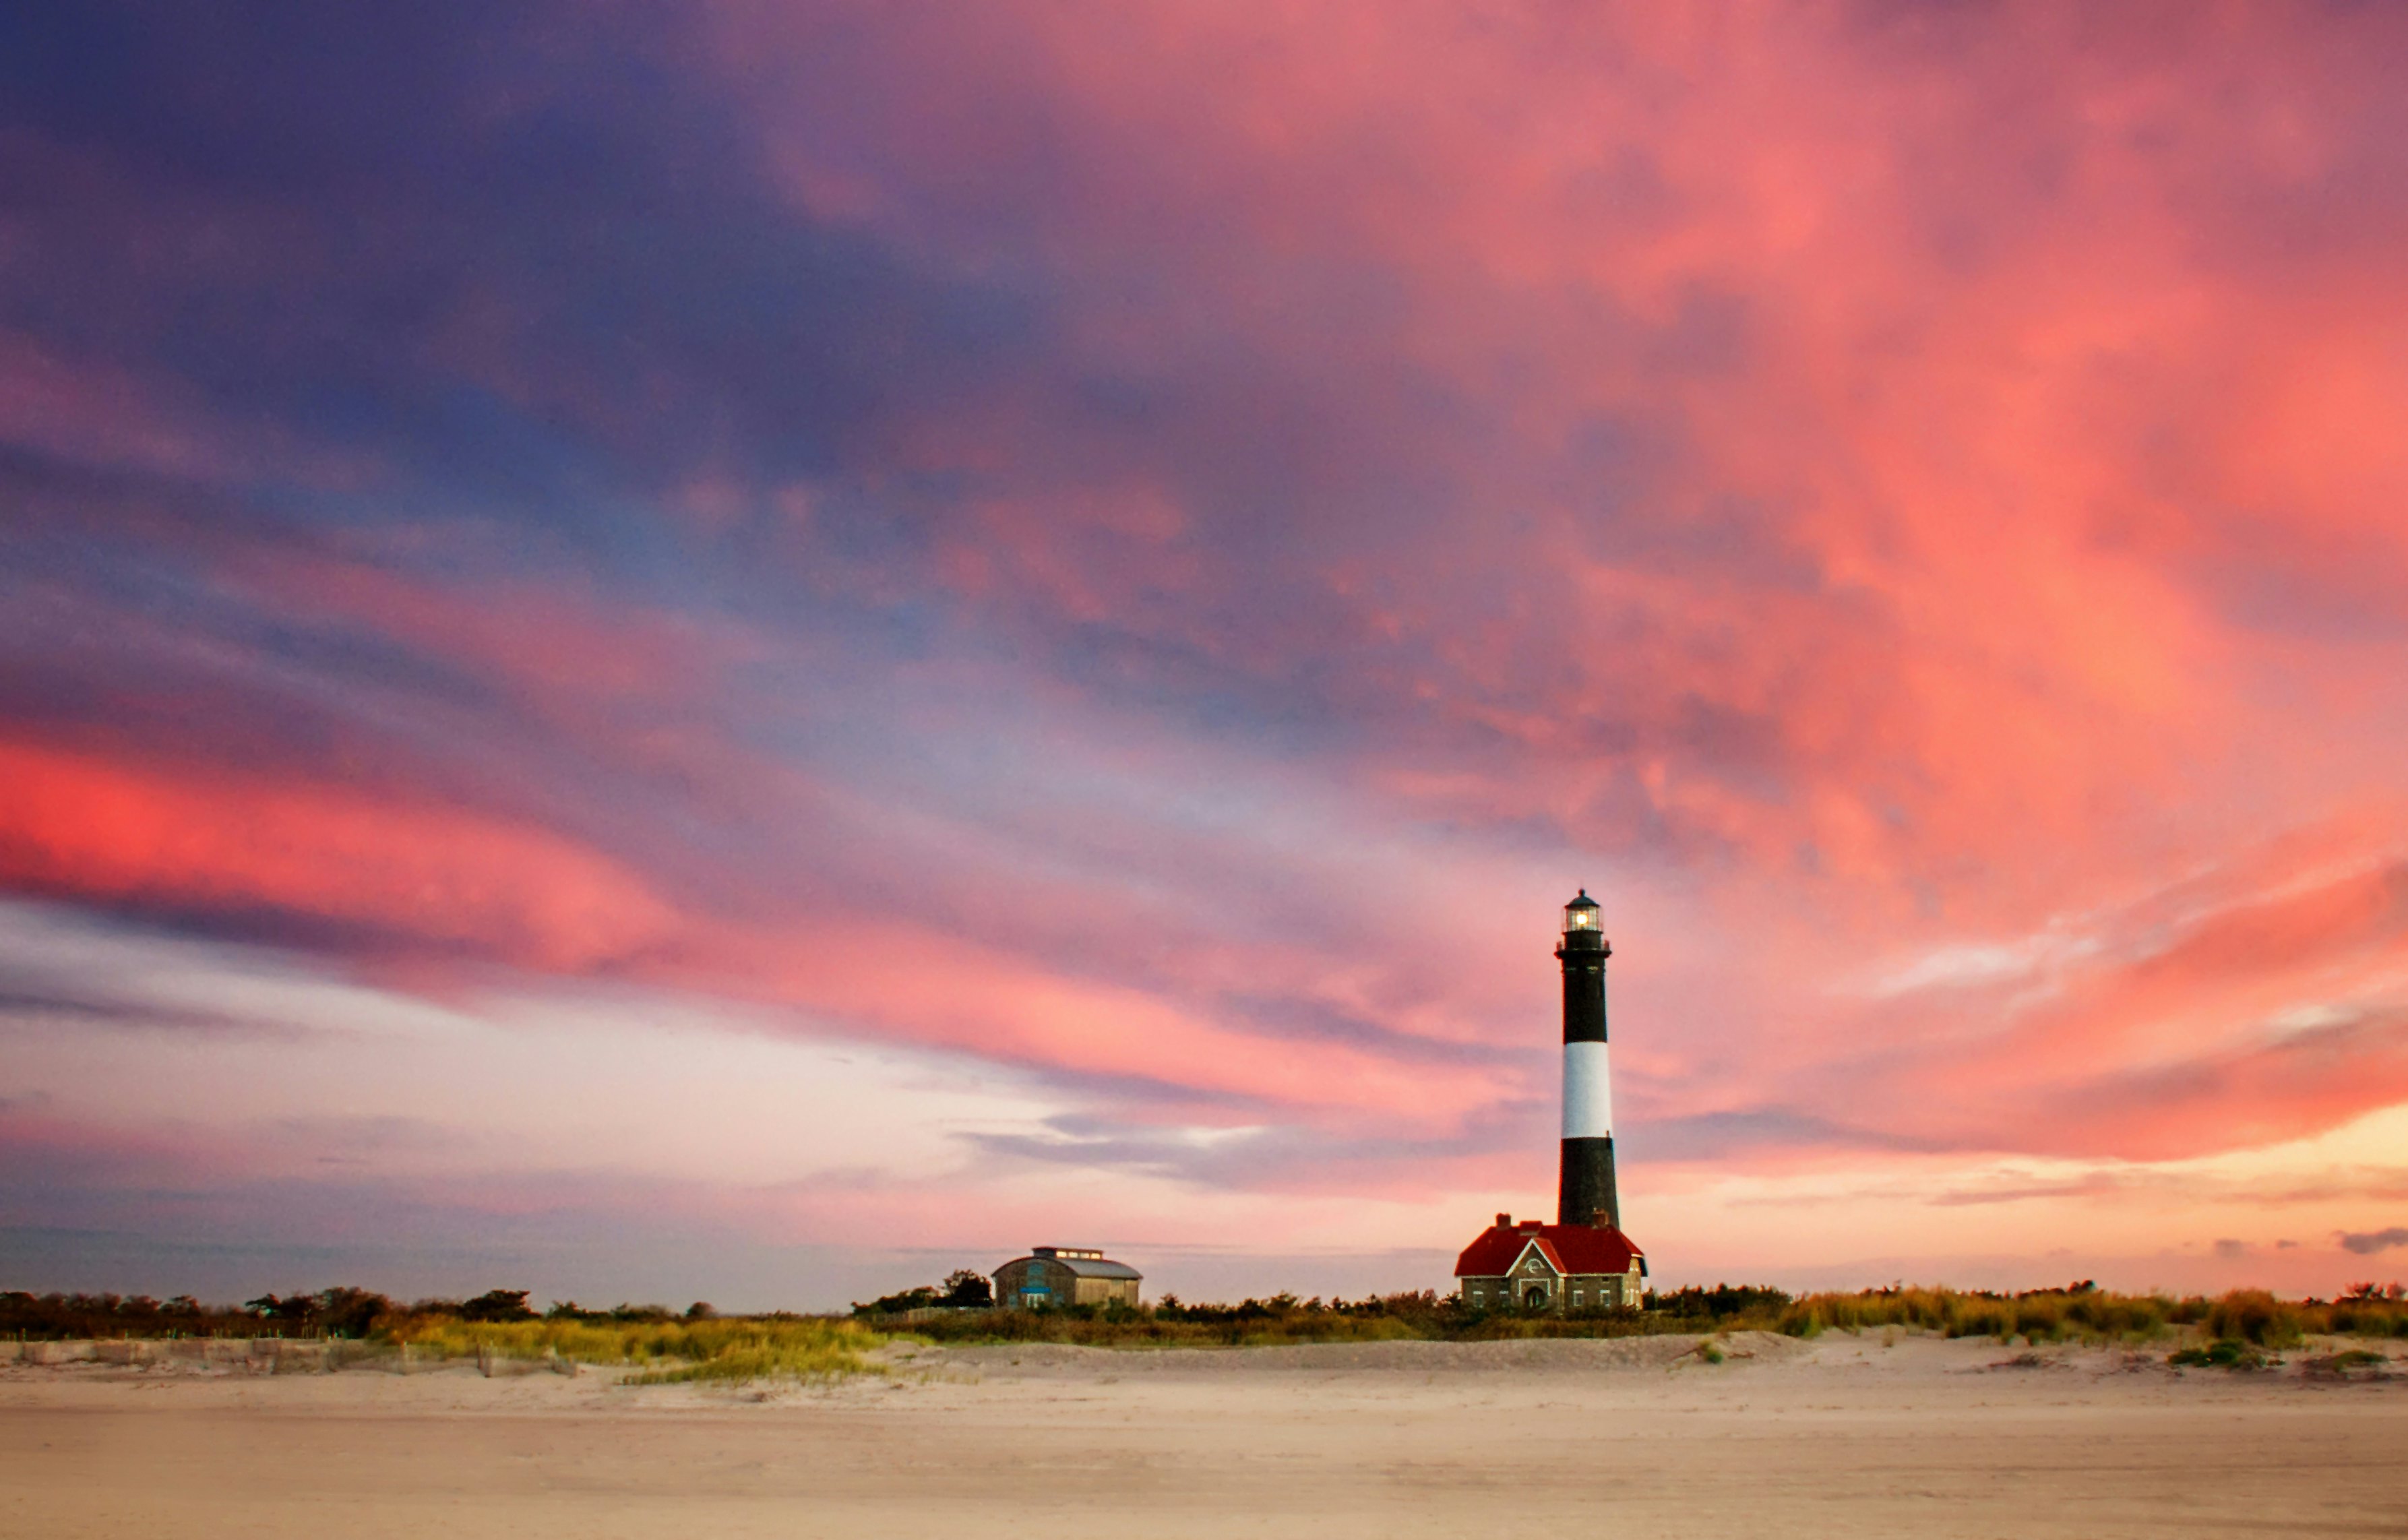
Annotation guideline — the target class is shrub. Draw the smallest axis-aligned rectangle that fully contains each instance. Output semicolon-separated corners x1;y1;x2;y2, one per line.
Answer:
2170;1339;2266;1370
1648;1284;1793;1322
383;1313;893;1382
938;1271;993;1309
458;1290;537;1324
2206;1291;2304;1349
240;1287;396;1336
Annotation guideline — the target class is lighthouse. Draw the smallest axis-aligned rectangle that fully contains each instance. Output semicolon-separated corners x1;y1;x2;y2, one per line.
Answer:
1555;888;1616;1228
1450;887;1645;1312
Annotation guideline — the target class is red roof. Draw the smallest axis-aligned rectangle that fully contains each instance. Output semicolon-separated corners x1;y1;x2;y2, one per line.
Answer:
1454;1218;1643;1278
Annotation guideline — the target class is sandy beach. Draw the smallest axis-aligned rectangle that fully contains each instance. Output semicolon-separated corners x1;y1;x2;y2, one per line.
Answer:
4;1333;2404;1537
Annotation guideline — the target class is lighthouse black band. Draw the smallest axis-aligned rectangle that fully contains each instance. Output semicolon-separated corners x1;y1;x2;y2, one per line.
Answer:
1558;1136;1618;1229
1557;945;1607;1044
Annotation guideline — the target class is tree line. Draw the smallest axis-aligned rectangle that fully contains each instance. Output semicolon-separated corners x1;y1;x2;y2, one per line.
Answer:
0;1287;721;1340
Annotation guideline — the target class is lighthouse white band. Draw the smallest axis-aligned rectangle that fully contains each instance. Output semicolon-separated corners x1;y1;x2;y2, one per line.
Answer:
1562;1040;1613;1138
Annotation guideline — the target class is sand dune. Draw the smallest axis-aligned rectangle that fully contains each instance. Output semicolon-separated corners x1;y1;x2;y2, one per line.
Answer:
5;1333;2404;1537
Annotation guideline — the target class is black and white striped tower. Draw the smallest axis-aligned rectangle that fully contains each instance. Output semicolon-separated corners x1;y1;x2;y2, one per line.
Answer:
1555;889;1617;1229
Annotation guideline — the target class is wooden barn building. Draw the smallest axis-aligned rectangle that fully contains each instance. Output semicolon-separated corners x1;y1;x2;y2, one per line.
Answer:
1456;1214;1646;1312
993;1246;1142;1309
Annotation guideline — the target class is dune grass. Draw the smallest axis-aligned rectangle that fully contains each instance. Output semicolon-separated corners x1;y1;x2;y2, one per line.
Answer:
1761;1284;2408;1347
381;1315;895;1381
1766;1284;2186;1343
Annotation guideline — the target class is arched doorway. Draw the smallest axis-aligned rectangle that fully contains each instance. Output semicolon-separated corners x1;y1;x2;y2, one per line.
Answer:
1523;1285;1548;1309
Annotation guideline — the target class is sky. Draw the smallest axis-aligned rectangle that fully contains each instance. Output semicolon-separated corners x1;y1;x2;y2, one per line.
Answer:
5;1;2408;1310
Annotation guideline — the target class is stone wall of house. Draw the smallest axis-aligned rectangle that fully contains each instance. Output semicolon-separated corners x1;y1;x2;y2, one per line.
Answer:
1459;1265;1644;1314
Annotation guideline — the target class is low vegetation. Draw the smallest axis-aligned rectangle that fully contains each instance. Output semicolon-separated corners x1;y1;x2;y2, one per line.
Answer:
7;1279;2403;1381
869;1279;2408;1350
2300;1348;2390;1380
0;1287;893;1382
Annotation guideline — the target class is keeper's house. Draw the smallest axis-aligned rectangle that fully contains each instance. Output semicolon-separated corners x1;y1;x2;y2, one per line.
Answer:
1455;1214;1646;1313
993;1246;1142;1310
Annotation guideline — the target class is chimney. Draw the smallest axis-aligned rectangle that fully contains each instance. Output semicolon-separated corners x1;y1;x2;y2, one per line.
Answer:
1555;888;1619;1229
1495;1212;1512;1228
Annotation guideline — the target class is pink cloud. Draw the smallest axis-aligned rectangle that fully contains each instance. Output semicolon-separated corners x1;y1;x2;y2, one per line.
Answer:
0;739;681;974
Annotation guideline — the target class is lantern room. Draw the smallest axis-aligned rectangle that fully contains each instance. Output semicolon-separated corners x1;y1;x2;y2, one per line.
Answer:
1561;888;1605;951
